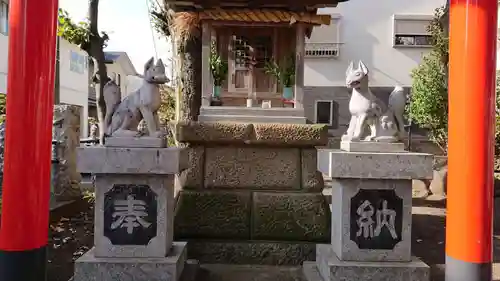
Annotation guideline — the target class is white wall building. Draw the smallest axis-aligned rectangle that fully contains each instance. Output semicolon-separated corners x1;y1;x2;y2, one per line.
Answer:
0;0;91;137
303;0;445;135
104;51;138;97
59;38;90;137
0;0;8;94
86;52;139;124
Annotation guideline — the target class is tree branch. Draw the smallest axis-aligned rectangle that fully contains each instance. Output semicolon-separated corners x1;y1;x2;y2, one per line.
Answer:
89;0;99;36
88;0;109;144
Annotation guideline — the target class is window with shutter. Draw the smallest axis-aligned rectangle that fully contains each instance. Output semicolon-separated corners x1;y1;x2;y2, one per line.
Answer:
393;15;433;48
0;1;8;35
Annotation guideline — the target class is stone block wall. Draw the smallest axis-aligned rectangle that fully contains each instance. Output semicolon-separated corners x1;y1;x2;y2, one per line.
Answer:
170;122;331;265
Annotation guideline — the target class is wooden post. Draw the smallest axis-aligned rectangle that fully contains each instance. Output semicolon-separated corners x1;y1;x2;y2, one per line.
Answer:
210;27;217;93
249;46;256;104
294;23;305;109
201;21;212;107
273;28;279;94
173;38;182;121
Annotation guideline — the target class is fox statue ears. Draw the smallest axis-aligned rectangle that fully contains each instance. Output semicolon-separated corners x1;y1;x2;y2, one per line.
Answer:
155;59;165;71
346;61;354;76
346;60;369;76
144;57;165;74
358;61;369;75
144;57;155;73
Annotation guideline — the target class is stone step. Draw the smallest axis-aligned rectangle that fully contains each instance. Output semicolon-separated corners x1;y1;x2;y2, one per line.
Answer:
200;106;305;117
322;187;332;205
302;262;322;281
198;114;307;124
180;260;201;281
183;240;317;266
193;264;306;281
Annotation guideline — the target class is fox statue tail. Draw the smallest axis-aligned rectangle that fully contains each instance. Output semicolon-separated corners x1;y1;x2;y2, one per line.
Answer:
388;85;407;133
102;80;122;136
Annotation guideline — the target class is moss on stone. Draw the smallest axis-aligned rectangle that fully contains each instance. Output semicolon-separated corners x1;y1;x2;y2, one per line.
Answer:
170;121;253;144
253;123;328;146
252;192;330;242
174;190;251;239
169;121;329;146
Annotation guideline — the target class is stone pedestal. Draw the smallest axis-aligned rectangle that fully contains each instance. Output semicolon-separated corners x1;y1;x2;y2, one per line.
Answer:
52;104;82;201
340;141;405;153
105;136;166;148
305;148;433;281
74;243;187;281
73;142;189;281
304;246;430;281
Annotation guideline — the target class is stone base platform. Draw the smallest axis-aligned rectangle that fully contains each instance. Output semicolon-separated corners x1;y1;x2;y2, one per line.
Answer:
105;136;166;148
73;242;187;281
197;264;305;281
198;106;307;124
303;244;430;281
340;141;405;152
185;240;318;265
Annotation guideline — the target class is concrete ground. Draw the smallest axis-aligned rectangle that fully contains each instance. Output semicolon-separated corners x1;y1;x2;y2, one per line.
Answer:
411;196;500;281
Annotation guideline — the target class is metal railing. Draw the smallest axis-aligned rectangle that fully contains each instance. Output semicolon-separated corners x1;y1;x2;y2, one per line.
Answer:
305;42;341;58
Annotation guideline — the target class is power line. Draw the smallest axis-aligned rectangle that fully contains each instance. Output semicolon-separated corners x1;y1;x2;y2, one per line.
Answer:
145;0;158;60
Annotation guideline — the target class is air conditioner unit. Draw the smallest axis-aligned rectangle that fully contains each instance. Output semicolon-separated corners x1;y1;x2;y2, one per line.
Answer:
305;43;340;58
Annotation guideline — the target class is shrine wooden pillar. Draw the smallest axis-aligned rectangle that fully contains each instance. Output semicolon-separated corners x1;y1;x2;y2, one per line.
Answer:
446;0;497;280
0;0;58;280
294;23;305;109
201;21;212;107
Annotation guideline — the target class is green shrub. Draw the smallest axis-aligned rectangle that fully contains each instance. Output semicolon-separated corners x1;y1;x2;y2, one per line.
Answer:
408;6;448;153
410;6;500;159
0;93;5;124
409;53;448;152
157;85;176;146
495;72;500;169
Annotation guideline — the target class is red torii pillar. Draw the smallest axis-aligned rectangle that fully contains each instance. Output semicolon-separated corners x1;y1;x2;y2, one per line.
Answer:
446;0;497;280
0;0;58;280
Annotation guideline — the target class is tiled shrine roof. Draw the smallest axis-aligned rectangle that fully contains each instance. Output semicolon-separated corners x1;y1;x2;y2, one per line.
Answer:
165;0;348;12
198;9;331;25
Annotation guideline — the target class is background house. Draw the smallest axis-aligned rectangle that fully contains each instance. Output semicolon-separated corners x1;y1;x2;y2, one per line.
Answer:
104;51;138;96
1;0;91;137
0;0;8;94
58;38;90;137
304;0;446;136
87;51;139;121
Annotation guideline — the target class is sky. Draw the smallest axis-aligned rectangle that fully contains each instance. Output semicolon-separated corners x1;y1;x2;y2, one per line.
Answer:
59;0;172;74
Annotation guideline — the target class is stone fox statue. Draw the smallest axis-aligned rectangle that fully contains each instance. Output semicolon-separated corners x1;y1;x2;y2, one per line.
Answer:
343;61;407;142
104;57;169;138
